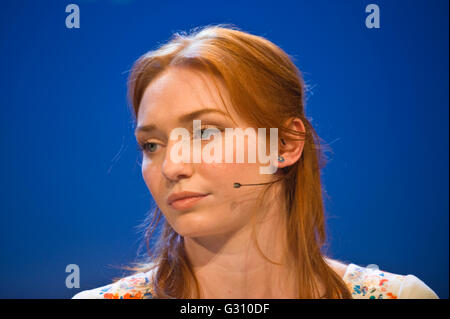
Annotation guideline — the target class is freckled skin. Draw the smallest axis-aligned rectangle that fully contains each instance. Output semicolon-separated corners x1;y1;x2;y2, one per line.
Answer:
137;66;278;239
135;66;345;298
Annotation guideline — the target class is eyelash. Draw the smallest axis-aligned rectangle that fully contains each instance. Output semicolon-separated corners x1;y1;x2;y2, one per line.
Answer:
137;125;224;155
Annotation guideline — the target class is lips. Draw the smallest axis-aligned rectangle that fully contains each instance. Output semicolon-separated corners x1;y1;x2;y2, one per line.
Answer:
167;191;210;206
169;194;209;210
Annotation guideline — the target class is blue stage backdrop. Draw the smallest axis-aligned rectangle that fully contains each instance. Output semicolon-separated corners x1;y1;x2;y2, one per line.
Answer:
0;0;448;298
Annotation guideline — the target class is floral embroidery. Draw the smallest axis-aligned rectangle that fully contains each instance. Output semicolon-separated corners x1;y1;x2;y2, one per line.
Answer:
344;264;404;299
97;272;155;299
81;263;407;299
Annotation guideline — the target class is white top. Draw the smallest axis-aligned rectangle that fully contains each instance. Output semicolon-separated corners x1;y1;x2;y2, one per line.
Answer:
72;263;439;299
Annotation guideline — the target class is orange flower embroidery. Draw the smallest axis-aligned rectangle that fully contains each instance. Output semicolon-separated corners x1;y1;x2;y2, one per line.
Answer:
386;292;397;299
123;291;143;299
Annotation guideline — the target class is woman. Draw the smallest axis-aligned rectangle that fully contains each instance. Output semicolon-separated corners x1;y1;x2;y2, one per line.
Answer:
73;24;438;299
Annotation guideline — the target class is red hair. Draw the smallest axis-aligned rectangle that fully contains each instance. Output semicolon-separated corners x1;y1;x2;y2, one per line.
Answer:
127;24;352;299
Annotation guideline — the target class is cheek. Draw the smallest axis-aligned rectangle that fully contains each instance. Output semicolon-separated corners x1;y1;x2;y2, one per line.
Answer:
197;134;273;190
199;161;261;191
201;134;267;174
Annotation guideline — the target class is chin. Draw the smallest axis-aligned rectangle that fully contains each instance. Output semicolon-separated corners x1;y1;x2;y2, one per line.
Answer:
172;226;220;239
169;212;218;236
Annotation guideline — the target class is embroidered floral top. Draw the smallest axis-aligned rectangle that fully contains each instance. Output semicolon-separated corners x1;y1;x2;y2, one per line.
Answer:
72;263;439;299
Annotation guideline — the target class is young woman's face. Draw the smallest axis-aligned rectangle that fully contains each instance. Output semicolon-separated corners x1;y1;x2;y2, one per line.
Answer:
135;67;278;238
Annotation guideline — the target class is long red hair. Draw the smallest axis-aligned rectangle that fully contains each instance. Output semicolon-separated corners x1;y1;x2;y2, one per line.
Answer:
126;24;352;299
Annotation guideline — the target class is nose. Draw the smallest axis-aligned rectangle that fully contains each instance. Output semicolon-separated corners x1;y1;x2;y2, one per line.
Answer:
161;140;194;182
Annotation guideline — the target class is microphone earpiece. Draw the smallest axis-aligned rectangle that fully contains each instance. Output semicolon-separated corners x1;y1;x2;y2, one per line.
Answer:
233;178;284;188
234;140;286;189
233;182;271;188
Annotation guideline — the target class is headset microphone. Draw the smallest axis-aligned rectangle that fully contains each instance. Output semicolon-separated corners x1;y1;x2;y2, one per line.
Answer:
233;182;271;188
233;178;284;188
233;139;286;189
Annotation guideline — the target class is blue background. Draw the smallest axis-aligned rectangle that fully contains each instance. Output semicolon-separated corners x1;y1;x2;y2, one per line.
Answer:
0;0;448;298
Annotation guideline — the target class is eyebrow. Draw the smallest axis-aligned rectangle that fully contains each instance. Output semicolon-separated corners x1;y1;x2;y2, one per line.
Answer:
135;108;230;135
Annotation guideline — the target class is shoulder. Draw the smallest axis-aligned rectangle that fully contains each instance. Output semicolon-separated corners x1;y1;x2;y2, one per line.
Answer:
72;270;156;299
342;263;439;299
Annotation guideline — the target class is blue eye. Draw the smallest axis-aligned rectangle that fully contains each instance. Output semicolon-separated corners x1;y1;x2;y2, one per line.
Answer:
201;128;213;139
137;142;159;154
193;126;222;140
193;128;207;139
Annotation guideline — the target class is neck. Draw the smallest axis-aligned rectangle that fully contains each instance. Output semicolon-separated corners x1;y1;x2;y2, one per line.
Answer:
183;187;298;298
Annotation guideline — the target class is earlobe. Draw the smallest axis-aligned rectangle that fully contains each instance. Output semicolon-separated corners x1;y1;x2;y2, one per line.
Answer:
277;117;306;168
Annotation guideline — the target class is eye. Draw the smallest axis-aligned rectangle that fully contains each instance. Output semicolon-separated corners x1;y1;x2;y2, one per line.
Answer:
193;126;223;140
137;141;160;154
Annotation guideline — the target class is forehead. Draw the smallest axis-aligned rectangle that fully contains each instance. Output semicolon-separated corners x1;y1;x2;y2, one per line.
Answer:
136;67;234;126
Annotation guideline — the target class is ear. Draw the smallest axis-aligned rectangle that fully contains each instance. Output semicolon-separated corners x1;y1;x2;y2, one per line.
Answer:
276;117;306;168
